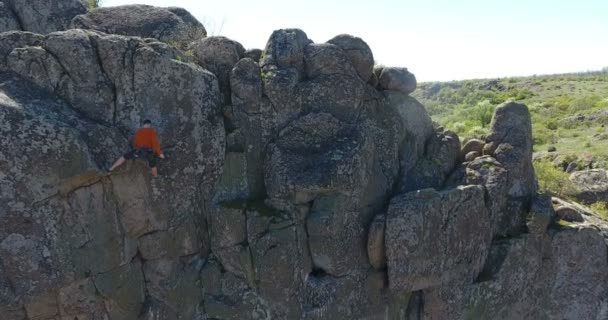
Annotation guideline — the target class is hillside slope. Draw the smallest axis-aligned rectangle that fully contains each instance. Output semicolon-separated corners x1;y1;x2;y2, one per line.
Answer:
413;71;608;166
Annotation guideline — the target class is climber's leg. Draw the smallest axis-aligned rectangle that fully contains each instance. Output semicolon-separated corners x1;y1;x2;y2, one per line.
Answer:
110;150;136;172
109;156;126;172
147;152;159;177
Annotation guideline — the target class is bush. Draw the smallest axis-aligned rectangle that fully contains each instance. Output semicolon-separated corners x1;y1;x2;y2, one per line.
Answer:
473;100;494;128
590;202;608;219
85;0;101;10
534;161;579;197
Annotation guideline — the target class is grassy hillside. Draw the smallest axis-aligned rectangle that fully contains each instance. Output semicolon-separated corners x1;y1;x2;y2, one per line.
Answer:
413;70;608;169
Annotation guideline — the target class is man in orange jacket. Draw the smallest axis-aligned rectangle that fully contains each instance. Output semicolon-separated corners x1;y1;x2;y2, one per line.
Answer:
109;119;165;177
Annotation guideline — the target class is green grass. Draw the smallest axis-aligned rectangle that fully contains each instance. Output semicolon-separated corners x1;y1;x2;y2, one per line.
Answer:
590;202;608;219
85;0;102;10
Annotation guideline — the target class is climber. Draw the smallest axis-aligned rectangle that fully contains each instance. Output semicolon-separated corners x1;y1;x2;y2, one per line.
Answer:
108;119;165;177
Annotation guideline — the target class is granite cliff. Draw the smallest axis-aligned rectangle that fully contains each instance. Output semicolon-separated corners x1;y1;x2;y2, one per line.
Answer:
1;2;607;320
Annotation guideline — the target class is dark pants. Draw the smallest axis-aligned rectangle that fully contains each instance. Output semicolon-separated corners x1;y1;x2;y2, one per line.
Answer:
123;148;158;168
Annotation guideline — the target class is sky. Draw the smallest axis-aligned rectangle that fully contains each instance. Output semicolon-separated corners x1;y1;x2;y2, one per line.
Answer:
102;0;608;82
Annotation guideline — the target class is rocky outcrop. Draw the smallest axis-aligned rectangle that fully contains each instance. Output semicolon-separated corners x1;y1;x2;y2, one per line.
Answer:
1;19;608;320
70;4;207;43
0;0;87;34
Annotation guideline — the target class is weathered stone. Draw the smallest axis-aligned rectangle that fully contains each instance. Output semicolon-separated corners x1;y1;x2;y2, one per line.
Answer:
377;67;417;94
424;226;608;320
465;150;480;162
0;31;44;65
555;206;585;222
142;257;204;320
386;186;492;292
58;278;106;319
0;2;19;33
209;206;247;249
303;43;358;79
566;161;578;173
383;92;435;177
138;222;200;260
24;291;59;320
93;260;145;320
250;224;310;318
403;130;461;192
327;34;374;82
261;28;311;73
244;48;263;62
71;5;206;42
307;195;370;276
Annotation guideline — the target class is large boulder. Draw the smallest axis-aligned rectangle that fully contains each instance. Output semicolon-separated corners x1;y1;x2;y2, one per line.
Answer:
385;186;493;292
190;36;245;104
484;101;536;198
1;0;86;34
71;5;206;43
421;226;608;320
327;34;374;82
569;169;608;204
402;129;461;192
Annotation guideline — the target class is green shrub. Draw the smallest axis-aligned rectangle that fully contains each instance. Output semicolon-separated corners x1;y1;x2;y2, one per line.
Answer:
590;202;608;219
473;100;494;128
545;120;558;130
85;0;101;10
534;161;579;197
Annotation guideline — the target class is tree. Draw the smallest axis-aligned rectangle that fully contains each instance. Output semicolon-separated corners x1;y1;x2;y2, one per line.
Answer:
85;0;102;10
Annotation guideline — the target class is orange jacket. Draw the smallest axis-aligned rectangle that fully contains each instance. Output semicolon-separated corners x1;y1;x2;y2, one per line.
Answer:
133;127;162;155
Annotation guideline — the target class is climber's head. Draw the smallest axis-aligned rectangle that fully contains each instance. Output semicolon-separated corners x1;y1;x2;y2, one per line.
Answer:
143;119;152;128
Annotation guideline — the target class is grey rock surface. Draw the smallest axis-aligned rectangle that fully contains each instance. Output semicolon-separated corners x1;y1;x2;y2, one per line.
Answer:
71;4;206;43
569;169;608;204
377;67;417;94
386;186;492;292
1;0;86;34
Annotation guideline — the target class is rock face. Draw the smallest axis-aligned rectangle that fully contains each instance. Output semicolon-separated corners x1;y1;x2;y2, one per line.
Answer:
71;5;207;43
0;29;223;319
0;0;87;34
1;21;608;320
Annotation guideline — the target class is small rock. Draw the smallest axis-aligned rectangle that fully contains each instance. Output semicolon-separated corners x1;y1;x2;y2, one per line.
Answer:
462;139;485;156
555;206;584;222
243;48;263;62
465;151;480;162
377;67;417;94
547;146;557;152
566;162;577;173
